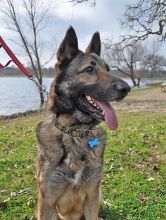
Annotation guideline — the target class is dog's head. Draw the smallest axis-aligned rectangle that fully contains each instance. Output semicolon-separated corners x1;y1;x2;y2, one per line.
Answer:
47;27;130;130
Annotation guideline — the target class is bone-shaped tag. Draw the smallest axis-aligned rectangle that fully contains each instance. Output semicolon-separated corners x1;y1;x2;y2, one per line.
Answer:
88;138;100;149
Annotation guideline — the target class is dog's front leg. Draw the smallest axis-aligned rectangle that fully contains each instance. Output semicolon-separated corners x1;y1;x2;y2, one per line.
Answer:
37;194;59;220
84;184;101;220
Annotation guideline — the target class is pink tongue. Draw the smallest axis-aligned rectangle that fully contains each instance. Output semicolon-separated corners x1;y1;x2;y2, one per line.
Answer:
92;99;118;130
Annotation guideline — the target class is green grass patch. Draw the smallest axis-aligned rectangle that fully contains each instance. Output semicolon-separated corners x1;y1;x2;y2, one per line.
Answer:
0;112;165;220
128;83;161;95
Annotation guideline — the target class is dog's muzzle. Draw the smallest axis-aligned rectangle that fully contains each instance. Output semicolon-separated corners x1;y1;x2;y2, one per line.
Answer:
102;79;131;102
115;79;131;95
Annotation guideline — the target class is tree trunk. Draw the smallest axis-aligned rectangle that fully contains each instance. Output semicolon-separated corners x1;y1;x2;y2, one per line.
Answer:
130;54;139;87
38;74;45;108
137;77;141;87
39;89;45;108
131;76;137;87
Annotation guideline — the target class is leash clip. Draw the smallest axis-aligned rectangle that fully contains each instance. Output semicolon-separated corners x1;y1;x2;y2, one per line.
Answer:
30;76;48;98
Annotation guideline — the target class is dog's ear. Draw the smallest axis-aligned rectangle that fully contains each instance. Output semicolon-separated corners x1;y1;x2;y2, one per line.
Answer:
57;26;79;66
85;32;101;56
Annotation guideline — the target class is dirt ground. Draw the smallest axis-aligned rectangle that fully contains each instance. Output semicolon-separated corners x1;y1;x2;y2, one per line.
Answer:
113;86;166;115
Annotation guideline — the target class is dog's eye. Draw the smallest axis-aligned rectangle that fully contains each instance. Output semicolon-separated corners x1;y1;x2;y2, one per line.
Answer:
77;66;95;75
86;66;94;72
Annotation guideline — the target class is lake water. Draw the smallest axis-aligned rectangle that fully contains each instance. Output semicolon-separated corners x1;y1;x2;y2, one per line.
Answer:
0;77;53;116
0;77;165;116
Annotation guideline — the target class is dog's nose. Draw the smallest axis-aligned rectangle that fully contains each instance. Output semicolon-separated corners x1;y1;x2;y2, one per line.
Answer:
116;80;131;94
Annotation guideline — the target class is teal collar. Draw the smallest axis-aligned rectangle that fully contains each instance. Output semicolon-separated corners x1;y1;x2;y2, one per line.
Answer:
52;114;100;149
52;114;95;139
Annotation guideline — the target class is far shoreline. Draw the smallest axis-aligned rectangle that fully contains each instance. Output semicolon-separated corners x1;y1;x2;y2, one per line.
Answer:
0;109;42;121
0;75;166;81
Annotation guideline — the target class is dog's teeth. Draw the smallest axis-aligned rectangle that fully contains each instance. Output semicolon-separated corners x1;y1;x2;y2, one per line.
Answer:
86;96;92;101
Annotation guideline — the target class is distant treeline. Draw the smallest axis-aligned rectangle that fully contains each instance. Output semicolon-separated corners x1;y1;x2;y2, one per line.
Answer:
0;66;166;78
0;67;55;77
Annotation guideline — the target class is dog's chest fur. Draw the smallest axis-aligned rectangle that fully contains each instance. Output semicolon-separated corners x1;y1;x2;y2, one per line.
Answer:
36;118;106;190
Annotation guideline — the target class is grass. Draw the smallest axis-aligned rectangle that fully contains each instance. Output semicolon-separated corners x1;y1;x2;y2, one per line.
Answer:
0;112;165;220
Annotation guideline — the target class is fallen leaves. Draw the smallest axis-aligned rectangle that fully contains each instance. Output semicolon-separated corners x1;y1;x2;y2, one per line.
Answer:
0;200;7;209
0;197;10;209
103;200;112;207
0;189;36;211
0;189;8;195
10;189;34;198
139;194;149;202
143;134;150;142
153;165;160;172
147;176;155;181
27;198;35;207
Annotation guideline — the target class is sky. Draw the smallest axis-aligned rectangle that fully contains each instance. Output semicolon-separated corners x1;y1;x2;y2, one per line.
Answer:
0;0;165;68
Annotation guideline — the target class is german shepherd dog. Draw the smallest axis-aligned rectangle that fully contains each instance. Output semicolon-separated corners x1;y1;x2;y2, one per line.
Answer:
36;27;130;220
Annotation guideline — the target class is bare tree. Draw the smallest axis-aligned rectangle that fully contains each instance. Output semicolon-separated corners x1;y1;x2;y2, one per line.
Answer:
69;0;96;6
1;0;55;107
122;0;166;45
139;41;166;77
143;54;166;77
103;41;147;87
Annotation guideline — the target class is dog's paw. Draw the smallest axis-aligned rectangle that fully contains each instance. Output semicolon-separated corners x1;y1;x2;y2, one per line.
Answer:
99;218;104;220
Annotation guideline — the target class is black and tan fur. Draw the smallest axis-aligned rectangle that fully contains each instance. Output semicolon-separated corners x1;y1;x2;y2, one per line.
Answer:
36;27;130;220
